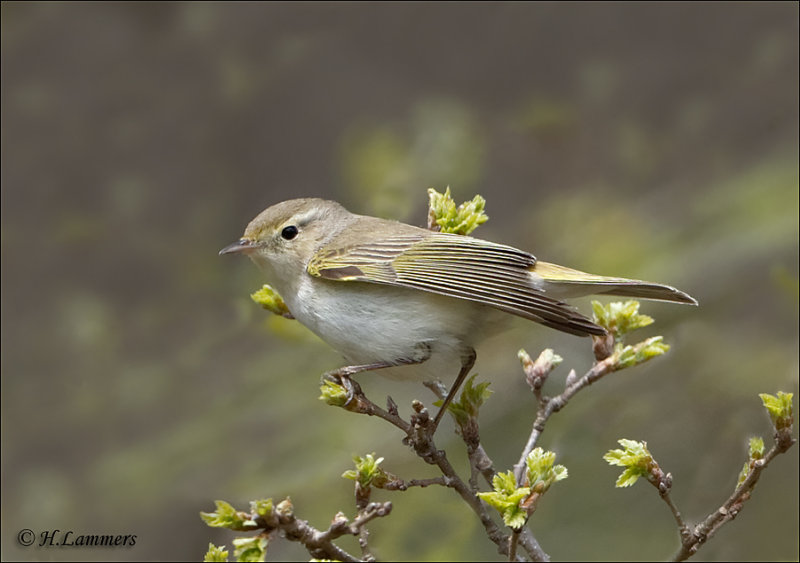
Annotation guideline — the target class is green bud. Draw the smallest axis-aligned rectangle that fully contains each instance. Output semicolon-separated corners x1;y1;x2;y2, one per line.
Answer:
476;470;531;530
427;187;488;235
737;461;751;487
275;498;293;517
319;380;348;407
250;499;273;519
759;392;794;431
737;437;766;486
519;349;563;388
592;300;654;337
614;336;669;369
200;500;258;531
203;543;229;562
232;536;269;563
250;285;292;318
603;439;657;488
748;437;765;460
342;453;389;489
525;447;568;493
439;374;492;426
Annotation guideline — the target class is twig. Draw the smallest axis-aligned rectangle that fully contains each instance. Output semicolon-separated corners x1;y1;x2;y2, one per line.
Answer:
424;380;498;489
349;502;392;561
337;375;413;434
514;352;618;484
670;434;796;561
241;500;395;563
660;486;691;541
336;374;550;562
509;528;521;562
382;476;451;490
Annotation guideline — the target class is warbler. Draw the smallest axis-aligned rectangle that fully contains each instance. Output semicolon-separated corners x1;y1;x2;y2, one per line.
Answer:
221;198;696;425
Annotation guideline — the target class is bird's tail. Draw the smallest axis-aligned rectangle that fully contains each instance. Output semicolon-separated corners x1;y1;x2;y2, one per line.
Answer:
532;261;698;305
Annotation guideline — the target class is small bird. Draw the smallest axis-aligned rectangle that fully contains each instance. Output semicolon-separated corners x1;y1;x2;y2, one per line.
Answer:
221;198;696;426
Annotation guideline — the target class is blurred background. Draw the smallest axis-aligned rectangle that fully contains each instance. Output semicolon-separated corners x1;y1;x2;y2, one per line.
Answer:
1;2;797;561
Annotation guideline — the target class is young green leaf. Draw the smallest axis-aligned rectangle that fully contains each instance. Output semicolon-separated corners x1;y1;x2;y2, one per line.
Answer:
204;543;229;562
759;392;794;430
525;447;568;494
200;500;258;531
613;336;670;370
476;471;532;529
319;379;349;407
250;499;273;519
232;536;269;563
737;436;767;486
439;374;492;426
737;461;751;487
342;453;389;489
592;300;654;337
603;439;657;488
748;436;765;460
250;284;293;318
427;187;488;235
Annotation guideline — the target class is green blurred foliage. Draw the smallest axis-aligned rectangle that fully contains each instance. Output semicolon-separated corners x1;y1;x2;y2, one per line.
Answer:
1;3;797;562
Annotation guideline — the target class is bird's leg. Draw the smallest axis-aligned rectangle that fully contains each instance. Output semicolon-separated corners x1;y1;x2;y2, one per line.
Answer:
322;363;391;410
323;344;433;407
431;348;477;432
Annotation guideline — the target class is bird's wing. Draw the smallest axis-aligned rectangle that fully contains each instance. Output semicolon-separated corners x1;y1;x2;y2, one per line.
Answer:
306;232;605;337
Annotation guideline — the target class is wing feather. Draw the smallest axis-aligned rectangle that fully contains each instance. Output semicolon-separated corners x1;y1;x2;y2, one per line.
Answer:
307;232;605;336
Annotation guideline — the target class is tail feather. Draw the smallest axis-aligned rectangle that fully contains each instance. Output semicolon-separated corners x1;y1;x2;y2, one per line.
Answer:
533;261;698;305
592;282;697;305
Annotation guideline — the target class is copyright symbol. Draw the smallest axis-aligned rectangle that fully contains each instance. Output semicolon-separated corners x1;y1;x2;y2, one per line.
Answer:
17;528;35;546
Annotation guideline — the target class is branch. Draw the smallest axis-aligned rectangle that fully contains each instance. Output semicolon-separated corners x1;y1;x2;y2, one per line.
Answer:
514;321;671;486
670;432;795;561
424;379;498;489
602;392;795;562
331;373;550;561
514;345;618;484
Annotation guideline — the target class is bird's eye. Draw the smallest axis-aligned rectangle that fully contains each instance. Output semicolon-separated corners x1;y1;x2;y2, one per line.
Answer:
281;225;299;240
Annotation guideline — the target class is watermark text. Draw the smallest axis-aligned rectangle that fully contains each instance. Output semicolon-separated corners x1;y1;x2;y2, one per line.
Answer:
17;529;137;548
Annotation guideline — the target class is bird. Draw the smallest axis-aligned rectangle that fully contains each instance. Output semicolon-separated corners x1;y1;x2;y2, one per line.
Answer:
221;198;696;428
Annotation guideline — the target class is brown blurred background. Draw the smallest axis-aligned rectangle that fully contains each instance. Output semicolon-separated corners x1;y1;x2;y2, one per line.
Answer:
1;2;797;561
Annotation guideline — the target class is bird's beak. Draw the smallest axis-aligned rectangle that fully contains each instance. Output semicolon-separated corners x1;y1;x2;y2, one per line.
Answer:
219;238;258;256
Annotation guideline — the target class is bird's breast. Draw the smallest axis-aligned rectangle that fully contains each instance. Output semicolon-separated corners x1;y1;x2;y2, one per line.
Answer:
285;276;499;381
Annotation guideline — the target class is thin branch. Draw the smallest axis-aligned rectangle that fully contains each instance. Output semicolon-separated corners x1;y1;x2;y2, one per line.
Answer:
382;476;450;490
262;510;358;562
659;485;691;540
670;433;796;561
509;528;521;562
357;526;372;562
336;373;550;562
424;379;498;489
347;502;392;536
236;500;396;563
514;352;618;484
470;443;499;488
336;375;413;434
349;502;392;561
